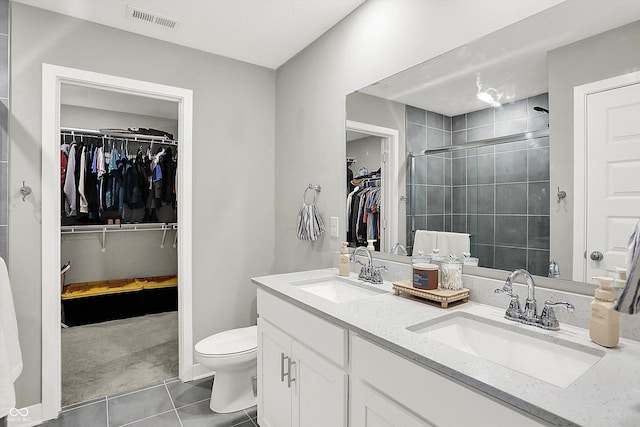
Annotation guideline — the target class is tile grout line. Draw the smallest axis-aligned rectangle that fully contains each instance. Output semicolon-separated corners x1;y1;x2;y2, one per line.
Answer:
243;408;258;427
105;397;109;427
61;396;107;413
164;382;184;427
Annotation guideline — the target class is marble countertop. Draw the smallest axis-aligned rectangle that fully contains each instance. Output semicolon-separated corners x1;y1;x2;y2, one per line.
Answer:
252;268;640;427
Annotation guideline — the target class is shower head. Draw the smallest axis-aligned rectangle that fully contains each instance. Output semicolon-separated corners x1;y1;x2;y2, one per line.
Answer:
533;106;549;114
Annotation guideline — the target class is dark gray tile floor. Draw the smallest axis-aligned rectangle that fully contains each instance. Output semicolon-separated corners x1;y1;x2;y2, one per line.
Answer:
39;377;259;427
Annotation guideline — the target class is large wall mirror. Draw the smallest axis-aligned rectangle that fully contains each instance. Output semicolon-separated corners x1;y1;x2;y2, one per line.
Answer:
346;2;640;293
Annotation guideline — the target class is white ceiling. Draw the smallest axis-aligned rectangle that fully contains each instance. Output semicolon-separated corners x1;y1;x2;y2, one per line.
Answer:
359;1;640;117
13;0;365;69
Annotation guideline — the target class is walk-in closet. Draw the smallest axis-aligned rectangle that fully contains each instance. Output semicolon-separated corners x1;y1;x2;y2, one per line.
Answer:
346;132;383;251
58;85;180;406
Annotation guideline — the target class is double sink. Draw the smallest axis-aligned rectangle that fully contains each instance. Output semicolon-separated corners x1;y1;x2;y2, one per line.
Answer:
290;274;604;389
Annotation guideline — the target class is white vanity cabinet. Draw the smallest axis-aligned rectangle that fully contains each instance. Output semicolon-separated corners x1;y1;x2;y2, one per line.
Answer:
351;379;432;427
257;289;349;427
350;334;548;427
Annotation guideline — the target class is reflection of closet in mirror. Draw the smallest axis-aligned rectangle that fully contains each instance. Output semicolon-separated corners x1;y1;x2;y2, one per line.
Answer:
346;132;382;250
407;94;550;276
345;120;399;253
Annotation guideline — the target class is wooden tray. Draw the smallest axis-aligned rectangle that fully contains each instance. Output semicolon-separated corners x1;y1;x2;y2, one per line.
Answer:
392;280;469;308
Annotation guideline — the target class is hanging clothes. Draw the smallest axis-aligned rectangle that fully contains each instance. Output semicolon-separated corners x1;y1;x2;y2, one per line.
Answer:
60;129;177;225
78;146;88;214
63;143;78;217
346;183;381;246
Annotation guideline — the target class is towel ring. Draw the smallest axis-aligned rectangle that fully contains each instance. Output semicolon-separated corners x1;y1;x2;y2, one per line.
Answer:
303;184;321;205
303;187;317;205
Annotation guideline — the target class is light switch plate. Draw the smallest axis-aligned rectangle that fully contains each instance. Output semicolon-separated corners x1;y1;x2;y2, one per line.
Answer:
330;216;339;237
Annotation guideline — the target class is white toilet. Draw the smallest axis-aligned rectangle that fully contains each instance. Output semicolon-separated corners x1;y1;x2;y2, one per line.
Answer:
194;325;258;413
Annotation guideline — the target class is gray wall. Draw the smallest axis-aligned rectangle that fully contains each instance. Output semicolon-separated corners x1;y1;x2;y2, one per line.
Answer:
61;232;178;284
60;105;179;139
10;3;275;407
0;0;8;262
548;20;640;279
407;95;551;276
274;0;562;273
346;136;382;175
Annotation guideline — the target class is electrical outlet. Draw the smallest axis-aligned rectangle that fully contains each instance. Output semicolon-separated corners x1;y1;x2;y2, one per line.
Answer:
330;216;339;237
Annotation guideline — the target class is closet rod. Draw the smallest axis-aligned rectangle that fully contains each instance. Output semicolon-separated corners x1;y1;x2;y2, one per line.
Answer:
60;127;178;146
61;222;178;234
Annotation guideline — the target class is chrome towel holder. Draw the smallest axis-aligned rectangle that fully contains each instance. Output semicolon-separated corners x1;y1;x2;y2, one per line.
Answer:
303;184;322;205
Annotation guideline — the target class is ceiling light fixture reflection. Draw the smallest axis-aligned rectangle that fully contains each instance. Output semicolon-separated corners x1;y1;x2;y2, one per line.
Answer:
476;76;502;108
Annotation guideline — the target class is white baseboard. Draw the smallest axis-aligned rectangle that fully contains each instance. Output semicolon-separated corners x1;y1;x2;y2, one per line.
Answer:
191;363;214;381
7;403;43;427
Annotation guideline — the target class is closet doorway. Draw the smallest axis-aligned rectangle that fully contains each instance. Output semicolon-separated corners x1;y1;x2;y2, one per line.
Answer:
345;120;399;253
41;65;194;420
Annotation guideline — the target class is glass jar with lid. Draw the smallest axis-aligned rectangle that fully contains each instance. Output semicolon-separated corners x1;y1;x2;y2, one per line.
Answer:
441;255;463;290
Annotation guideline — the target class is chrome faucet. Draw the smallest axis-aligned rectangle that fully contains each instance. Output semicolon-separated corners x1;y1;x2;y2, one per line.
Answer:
495;269;574;331
350;246;387;284
509;269;538;322
390;243;408;256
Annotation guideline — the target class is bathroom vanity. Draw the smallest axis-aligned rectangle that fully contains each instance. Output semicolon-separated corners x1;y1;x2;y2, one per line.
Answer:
253;269;640;427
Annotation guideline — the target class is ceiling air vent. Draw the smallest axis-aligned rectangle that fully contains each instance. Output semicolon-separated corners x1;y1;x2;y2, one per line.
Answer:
127;6;180;30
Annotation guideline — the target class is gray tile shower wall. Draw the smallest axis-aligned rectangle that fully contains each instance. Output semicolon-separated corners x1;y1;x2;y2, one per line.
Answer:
0;0;8;262
407;94;550;276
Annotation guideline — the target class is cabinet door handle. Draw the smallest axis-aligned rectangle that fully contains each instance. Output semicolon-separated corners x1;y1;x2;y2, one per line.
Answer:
287;359;296;388
280;352;287;382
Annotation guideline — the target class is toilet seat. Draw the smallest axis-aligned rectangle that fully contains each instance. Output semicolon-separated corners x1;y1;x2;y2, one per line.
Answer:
195;325;257;357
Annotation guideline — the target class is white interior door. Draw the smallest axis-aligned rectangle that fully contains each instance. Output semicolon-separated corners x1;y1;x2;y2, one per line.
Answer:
585;82;640;281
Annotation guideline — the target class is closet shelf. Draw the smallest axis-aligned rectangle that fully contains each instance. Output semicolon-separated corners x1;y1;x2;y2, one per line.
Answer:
61;222;178;252
61;127;178;146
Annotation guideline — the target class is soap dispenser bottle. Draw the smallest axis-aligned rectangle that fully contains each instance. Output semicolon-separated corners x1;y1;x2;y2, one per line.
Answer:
590;276;619;348
339;242;350;277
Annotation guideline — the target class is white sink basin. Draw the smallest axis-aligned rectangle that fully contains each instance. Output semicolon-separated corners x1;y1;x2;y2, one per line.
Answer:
407;313;605;388
291;276;387;303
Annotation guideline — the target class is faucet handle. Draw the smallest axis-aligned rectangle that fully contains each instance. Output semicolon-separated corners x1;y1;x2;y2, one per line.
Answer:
544;300;575;312
495;288;522;319
494;287;517;299
539;300;574;330
370;265;387;284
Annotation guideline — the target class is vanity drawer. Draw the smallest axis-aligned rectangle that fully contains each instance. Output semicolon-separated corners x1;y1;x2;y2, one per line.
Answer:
257;288;348;368
351;334;547;427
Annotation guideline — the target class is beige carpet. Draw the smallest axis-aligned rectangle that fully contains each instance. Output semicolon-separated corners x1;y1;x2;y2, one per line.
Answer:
61;311;178;406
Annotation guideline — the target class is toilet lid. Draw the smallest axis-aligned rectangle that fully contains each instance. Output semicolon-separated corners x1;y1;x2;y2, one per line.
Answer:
195;325;257;356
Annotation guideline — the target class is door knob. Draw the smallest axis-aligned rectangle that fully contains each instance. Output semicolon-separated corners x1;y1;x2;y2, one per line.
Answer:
590;251;603;261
